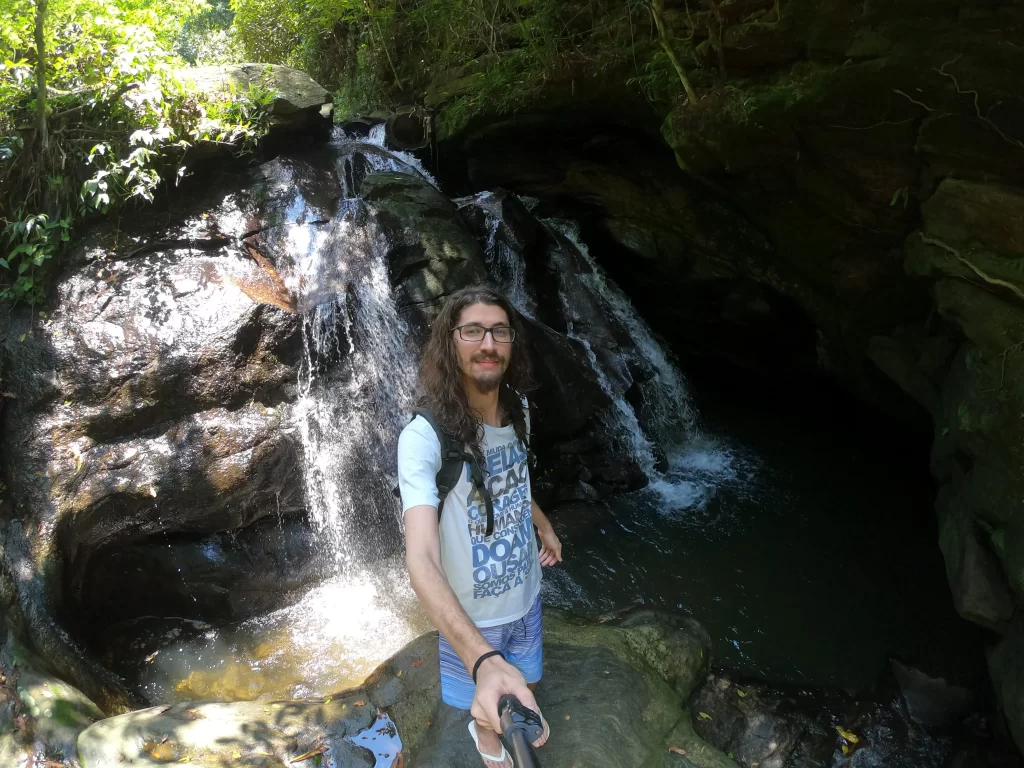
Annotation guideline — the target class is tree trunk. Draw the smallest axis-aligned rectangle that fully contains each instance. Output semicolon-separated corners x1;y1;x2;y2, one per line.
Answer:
650;0;699;104
34;0;48;155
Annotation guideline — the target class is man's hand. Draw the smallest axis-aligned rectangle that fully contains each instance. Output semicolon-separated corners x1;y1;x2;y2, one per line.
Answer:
470;655;541;734
537;525;562;566
531;500;562;567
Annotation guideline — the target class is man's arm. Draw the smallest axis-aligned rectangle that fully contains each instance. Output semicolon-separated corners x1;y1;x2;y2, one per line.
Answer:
404;504;540;731
531;499;562;566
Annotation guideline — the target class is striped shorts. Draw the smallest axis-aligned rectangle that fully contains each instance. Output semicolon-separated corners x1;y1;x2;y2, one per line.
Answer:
438;594;544;710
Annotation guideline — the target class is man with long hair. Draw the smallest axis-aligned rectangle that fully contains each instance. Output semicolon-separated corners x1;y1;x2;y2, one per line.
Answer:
398;285;563;768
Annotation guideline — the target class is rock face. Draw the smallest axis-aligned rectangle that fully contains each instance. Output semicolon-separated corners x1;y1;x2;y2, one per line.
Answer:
73;609;728;768
176;64;334;139
0;616;103;768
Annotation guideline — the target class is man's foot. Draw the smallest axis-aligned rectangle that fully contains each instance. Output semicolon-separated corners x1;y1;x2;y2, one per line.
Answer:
468;721;513;768
531;716;549;749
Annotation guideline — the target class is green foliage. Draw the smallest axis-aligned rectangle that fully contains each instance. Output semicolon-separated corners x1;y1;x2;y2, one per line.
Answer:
0;0;273;304
231;0;666;123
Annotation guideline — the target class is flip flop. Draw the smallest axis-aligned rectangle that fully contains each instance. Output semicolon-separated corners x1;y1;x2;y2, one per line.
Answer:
468;720;514;768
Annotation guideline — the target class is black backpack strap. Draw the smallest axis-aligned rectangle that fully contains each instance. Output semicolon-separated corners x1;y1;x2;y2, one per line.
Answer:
412;408;495;536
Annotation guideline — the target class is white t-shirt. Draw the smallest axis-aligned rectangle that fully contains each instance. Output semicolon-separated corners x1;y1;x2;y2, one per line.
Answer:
397;408;541;628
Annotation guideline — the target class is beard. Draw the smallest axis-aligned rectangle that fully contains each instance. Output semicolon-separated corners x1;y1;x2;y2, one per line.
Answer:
470;352;507;393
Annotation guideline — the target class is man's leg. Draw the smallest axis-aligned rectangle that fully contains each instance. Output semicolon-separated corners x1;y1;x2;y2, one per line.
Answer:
503;595;548;747
439;626;513;767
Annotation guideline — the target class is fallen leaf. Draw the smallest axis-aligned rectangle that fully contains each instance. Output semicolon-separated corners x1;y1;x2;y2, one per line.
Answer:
603;670;609;675
737;690;746;698
324;696;332;704
231;751;241;759
698;712;713;720
835;726;860;744
290;745;327;763
411;659;424;668
668;746;687;755
396;670;403;677
564;715;571;720
354;700;366;707
842;744;850;756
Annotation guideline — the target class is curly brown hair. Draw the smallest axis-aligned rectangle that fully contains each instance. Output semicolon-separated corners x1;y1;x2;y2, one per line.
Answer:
418;285;535;461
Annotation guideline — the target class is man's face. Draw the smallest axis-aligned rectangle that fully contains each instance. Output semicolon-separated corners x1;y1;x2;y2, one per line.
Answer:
454;302;512;394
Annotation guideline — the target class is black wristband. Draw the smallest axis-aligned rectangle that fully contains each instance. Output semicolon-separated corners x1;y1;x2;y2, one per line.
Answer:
472;650;504;683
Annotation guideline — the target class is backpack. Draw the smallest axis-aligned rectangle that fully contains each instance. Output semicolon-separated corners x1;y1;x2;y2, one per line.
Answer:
398;407;497;537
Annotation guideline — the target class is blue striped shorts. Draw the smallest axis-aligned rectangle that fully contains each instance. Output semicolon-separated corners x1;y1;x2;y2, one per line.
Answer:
439;593;544;710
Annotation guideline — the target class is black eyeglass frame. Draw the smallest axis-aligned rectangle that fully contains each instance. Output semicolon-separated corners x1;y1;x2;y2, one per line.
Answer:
451;324;516;343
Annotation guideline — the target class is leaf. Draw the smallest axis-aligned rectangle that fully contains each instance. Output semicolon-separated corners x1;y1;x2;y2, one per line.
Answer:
18;333;26;343
698;712;712;720
736;689;746;698
668;746;687;755
354;700;365;706
324;696;332;704
396;670;403;677
835;726;860;744
289;745;326;763
411;659;424;667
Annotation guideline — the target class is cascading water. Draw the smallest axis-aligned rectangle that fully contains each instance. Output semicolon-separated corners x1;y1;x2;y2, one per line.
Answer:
544;219;697;446
473;191;537;316
294;210;418;566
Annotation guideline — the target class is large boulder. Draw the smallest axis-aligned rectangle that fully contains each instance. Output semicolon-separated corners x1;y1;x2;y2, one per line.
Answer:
176;64;333;140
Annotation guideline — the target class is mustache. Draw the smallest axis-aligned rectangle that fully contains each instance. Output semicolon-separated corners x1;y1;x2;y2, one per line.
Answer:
471;352;505;364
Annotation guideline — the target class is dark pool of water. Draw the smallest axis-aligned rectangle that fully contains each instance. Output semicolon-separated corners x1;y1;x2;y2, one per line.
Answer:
541;359;992;691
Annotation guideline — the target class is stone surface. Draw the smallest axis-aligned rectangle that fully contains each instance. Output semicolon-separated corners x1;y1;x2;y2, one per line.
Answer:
77;694;377;768
691;667;1017;768
0;618;103;767
401;608;724;768
176;64;333;138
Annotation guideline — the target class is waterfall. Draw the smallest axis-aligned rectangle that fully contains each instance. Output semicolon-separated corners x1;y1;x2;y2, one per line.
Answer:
545;219;697;446
294;192;418;569
473;191;537;316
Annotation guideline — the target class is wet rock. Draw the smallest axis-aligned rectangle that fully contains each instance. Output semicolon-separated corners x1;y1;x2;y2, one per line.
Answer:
396;608;723;768
691;668;1020;768
77;694;377;768
359;171;489;331
0;153;321;710
0;617;102;767
891;660;973;728
76;514;321;625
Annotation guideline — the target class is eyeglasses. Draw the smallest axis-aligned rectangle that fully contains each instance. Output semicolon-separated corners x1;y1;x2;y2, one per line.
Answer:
452;324;516;343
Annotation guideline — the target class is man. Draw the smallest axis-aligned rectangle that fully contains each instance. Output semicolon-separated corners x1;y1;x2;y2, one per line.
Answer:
398;285;563;768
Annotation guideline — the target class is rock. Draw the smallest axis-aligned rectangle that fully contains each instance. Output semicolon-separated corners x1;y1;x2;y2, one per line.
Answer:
891;660;973;728
990;618;1024;760
77;694;378;768
358;171;489;331
0;619;103;767
386;107;433;150
71;608;720;767
402;608;721;767
0;151;323;710
76;514;321;625
690;667;1010;768
175;64;333;139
